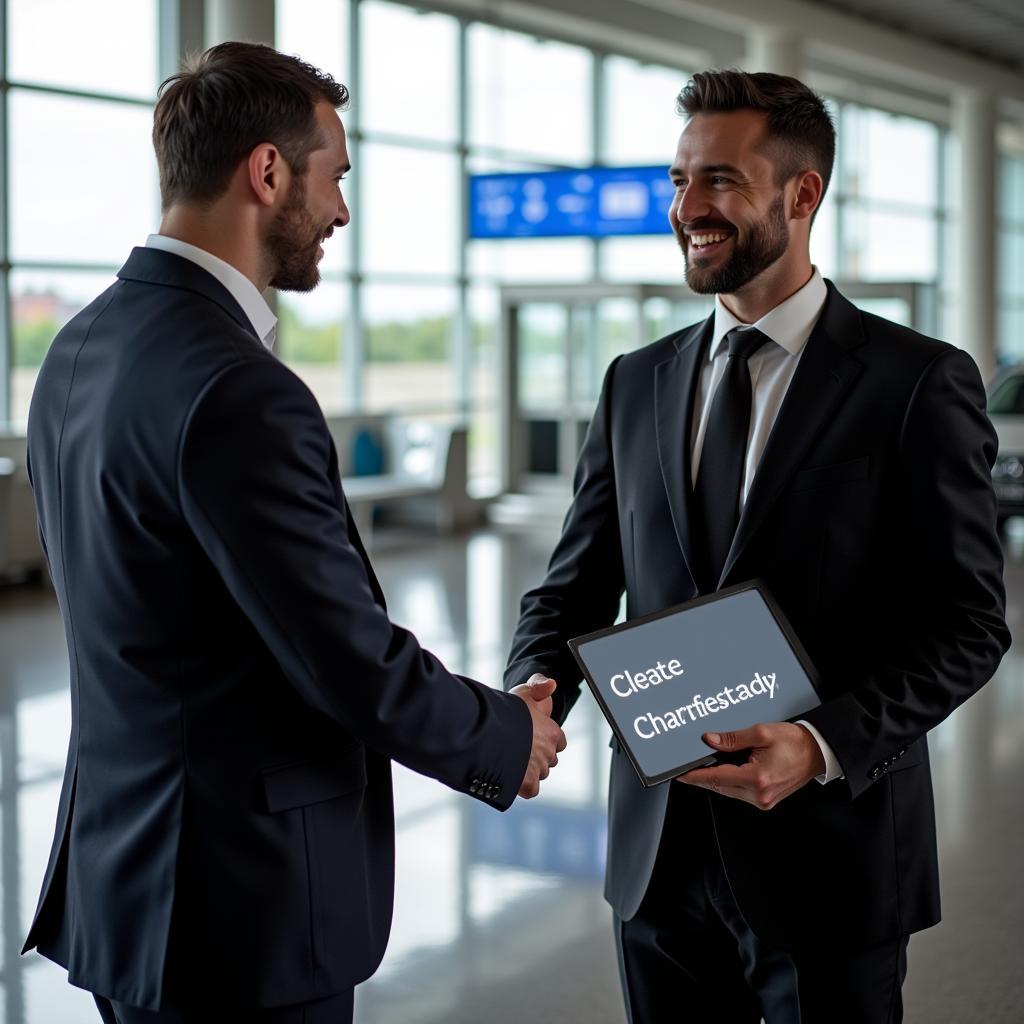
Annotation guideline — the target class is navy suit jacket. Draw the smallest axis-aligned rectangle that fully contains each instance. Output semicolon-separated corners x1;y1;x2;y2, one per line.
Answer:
506;282;1009;949
23;247;533;1010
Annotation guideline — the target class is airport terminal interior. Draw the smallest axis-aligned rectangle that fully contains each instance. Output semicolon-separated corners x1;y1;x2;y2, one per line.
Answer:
1;0;1023;1021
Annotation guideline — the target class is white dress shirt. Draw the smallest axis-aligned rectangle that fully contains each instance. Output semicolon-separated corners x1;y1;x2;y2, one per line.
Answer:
691;269;825;500
145;234;278;350
691;268;843;785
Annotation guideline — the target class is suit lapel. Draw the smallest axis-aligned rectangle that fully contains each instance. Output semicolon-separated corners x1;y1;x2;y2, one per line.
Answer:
655;317;713;589
719;284;866;586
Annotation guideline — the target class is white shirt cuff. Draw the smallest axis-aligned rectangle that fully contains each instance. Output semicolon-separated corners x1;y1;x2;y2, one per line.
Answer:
796;719;844;784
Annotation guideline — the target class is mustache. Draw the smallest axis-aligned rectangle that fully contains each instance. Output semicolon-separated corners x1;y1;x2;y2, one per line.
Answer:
679;222;735;237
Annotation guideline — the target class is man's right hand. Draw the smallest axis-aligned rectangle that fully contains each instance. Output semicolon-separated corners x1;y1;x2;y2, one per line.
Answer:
512;675;567;799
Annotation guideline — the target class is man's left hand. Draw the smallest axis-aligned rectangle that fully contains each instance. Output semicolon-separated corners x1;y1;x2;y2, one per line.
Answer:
677;722;826;811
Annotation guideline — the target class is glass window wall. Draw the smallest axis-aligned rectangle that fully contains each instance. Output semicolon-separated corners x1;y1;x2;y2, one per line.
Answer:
360;143;460;276
1;0;1014;469
468;26;592;163
363;283;458;411
360;0;458;143
2;1;158;428
9;91;157;265
8;0;159;99
602;55;687;164
276;284;351;413
277;0;349;78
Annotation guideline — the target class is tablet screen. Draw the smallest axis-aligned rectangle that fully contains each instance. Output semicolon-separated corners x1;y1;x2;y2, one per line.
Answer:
569;582;821;786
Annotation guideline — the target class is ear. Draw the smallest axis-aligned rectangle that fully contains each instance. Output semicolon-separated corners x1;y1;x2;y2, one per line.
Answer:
791;169;824;223
247;143;288;208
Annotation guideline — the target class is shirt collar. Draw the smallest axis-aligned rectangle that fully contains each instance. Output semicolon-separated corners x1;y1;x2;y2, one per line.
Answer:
145;234;278;350
710;268;827;360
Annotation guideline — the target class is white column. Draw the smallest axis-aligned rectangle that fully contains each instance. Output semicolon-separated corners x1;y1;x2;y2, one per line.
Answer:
205;0;275;47
745;27;803;78
955;88;998;381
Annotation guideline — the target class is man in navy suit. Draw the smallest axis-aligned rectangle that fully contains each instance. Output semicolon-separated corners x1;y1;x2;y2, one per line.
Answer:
506;70;1008;1023
24;42;565;1023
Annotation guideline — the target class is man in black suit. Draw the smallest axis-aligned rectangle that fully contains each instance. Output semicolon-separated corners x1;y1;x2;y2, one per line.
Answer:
23;43;565;1024
506;70;1008;1023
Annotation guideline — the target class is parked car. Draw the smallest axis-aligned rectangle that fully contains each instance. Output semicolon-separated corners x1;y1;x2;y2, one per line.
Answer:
987;365;1024;527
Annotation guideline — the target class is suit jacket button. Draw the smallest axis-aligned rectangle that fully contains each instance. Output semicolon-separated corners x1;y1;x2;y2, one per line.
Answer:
470;780;480;794
869;767;882;780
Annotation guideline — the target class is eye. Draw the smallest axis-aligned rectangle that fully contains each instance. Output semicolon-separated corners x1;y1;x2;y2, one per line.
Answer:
711;176;731;185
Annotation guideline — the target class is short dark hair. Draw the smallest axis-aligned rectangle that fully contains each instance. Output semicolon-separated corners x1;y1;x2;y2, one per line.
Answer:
153;42;349;210
676;69;835;201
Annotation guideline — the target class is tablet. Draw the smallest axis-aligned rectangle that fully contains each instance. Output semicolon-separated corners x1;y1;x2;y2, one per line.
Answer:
568;580;822;787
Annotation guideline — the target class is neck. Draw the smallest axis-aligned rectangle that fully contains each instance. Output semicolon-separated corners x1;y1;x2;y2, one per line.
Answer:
718;251;814;324
158;205;271;291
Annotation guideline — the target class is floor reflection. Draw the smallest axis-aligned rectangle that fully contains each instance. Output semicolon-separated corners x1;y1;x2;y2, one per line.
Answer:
1;525;1023;1023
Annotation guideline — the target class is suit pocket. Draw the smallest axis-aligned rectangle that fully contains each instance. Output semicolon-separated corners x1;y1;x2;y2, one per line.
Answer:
260;746;367;813
790;456;870;494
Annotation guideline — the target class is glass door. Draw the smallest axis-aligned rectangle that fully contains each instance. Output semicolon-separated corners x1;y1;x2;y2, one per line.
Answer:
500;284;712;493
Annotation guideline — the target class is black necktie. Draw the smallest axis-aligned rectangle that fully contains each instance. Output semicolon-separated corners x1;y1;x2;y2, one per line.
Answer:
693;327;770;588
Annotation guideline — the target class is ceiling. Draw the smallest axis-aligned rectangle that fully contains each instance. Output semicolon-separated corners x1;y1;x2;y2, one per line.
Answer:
812;0;1024;73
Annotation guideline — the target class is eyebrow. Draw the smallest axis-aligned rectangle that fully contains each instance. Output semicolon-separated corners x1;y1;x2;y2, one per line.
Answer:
669;163;743;178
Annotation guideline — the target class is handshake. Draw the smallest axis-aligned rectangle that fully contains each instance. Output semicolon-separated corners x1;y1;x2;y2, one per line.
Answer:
511;673;568;799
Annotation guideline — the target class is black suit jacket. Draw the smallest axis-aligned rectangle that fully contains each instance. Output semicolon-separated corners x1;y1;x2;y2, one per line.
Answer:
506;282;1009;949
23;248;532;1010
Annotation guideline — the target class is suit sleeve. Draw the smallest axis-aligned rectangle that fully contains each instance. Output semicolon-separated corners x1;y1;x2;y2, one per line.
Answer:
177;358;532;810
801;347;1010;798
503;356;626;723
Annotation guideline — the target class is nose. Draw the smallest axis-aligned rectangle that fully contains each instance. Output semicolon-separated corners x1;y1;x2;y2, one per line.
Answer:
675;182;712;230
335;196;350;229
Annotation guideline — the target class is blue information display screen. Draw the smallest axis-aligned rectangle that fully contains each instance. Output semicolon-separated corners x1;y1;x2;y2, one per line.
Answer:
469;165;674;239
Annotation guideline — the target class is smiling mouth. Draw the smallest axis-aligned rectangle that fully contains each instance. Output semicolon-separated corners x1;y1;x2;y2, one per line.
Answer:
686;231;733;256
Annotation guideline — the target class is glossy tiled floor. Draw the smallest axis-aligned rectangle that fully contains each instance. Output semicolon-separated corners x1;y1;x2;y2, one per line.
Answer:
1;523;1023;1024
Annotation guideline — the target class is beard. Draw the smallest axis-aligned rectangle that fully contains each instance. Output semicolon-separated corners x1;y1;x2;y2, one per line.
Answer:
266;175;328;293
680;193;790;295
